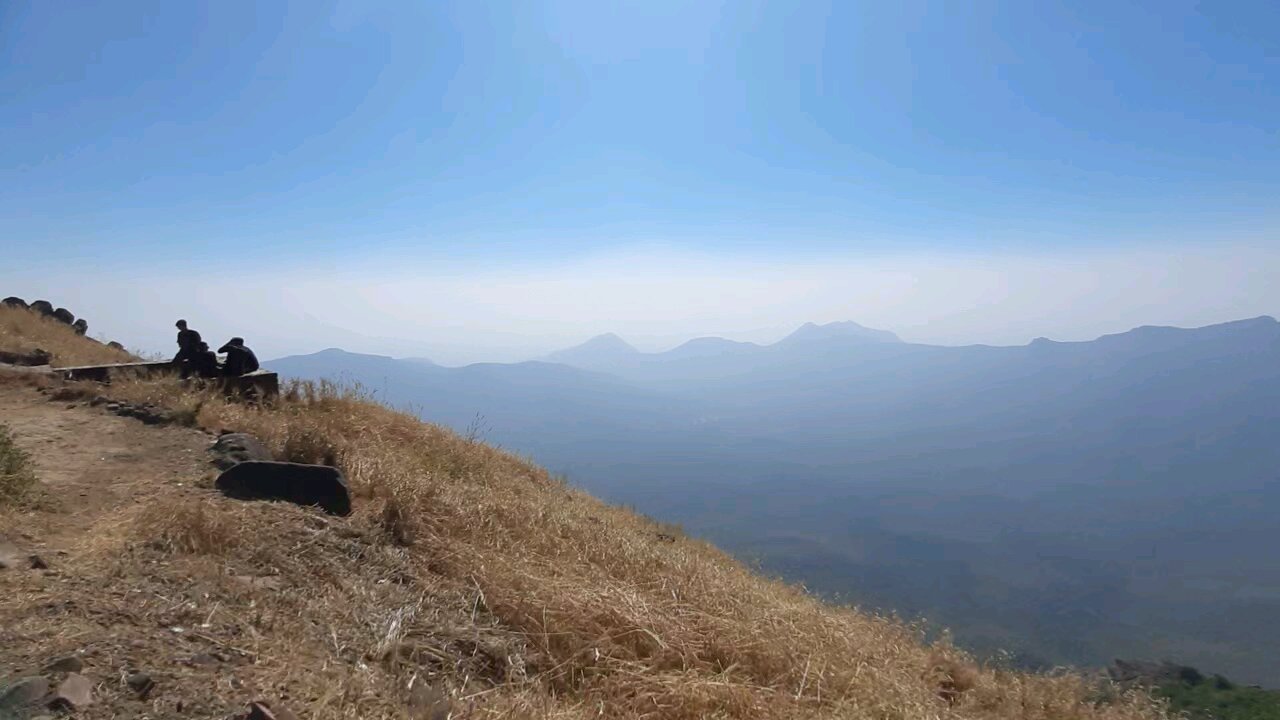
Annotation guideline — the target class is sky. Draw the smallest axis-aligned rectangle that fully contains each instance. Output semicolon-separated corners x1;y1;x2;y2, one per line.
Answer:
2;0;1277;364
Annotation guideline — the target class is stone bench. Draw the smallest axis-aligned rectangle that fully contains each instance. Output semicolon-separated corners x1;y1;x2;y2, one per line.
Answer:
56;361;279;399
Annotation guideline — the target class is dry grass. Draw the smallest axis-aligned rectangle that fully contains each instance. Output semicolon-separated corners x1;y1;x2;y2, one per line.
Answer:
0;305;135;366
0;422;37;505
3;316;1173;719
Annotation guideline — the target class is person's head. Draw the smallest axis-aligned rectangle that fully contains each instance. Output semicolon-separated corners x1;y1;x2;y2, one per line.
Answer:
176;319;187;330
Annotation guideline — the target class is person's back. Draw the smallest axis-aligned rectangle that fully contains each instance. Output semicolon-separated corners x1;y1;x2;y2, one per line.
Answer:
218;338;259;377
174;320;202;361
192;342;220;379
174;319;204;377
178;327;201;350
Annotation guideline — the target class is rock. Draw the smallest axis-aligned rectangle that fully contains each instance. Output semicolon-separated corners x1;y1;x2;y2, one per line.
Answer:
186;652;221;667
216;461;352;516
0;676;50;712
29;300;54;316
209;433;273;470
47;672;93;710
42;655;84;673
51;308;74;325
89;396;108;407
29;554;48;570
125;672;155;698
136;407;172;425
0;348;53;366
408;680;452;720
241;700;299;720
71;318;88;335
107;341;125;351
2;296;28;309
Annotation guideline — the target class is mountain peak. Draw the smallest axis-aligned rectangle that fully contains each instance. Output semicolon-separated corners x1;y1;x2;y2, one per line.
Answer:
545;332;640;366
580;332;636;350
780;321;902;345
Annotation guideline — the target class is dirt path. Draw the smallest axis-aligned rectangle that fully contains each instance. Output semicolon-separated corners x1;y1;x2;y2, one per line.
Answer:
0;385;213;551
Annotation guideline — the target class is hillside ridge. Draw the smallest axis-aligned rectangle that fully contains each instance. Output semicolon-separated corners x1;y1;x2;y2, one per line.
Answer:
0;304;1170;719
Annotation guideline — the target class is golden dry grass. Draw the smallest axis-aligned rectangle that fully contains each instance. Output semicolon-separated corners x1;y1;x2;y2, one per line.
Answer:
0;422;38;505
0;305;135;366
4;315;1173;719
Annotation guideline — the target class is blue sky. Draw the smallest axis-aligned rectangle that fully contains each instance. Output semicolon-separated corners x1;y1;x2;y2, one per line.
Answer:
1;1;1278;361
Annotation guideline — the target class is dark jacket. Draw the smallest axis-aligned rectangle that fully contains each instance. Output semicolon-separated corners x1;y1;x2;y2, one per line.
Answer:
175;328;202;362
218;342;260;376
191;348;220;378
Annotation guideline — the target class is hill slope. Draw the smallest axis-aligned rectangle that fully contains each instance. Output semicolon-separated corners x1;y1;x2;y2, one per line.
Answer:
0;305;1167;719
266;315;1280;684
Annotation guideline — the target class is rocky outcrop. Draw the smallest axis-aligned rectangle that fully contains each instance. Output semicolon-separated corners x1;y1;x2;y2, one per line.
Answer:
51;307;74;325
216;461;352;516
103;401;173;426
209;432;273;470
4;297;93;336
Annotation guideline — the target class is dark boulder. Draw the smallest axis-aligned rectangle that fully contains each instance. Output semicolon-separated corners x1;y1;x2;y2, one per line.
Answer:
210;433;273;470
0;348;52;366
30;300;54;316
72;318;88;335
0;676;50;712
216;461;352;516
52;307;75;325
2;296;27;309
107;341;125;351
125;672;155;698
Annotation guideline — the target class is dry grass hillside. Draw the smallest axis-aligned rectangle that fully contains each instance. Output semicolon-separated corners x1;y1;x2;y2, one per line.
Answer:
0;306;135;367
0;305;1171;719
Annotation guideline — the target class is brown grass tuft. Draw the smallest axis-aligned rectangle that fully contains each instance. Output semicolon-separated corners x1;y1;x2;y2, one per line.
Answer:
0;422;37;505
135;498;237;555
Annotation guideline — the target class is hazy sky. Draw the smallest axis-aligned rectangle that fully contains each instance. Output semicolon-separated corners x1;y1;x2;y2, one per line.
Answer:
2;1;1277;365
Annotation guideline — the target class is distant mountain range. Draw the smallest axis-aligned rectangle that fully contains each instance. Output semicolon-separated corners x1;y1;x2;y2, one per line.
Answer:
543;320;902;369
269;316;1280;685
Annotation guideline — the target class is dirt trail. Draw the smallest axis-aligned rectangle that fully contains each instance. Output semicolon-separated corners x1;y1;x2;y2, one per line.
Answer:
0;385;213;550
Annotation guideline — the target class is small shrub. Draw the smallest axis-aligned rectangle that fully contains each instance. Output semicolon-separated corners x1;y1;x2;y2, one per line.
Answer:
136;500;236;555
0;423;37;504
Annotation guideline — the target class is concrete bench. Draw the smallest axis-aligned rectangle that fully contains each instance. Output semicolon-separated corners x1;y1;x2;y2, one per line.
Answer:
56;361;279;399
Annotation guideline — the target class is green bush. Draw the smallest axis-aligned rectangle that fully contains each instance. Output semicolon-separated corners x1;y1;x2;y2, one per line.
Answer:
1157;677;1280;720
0;423;36;504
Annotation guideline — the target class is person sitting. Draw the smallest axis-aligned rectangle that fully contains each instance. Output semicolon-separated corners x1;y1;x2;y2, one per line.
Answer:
218;337;260;377
174;319;203;377
191;341;220;379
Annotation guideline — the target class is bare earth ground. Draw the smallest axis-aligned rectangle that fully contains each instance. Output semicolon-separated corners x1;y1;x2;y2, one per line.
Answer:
0;387;212;545
0;385;242;718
